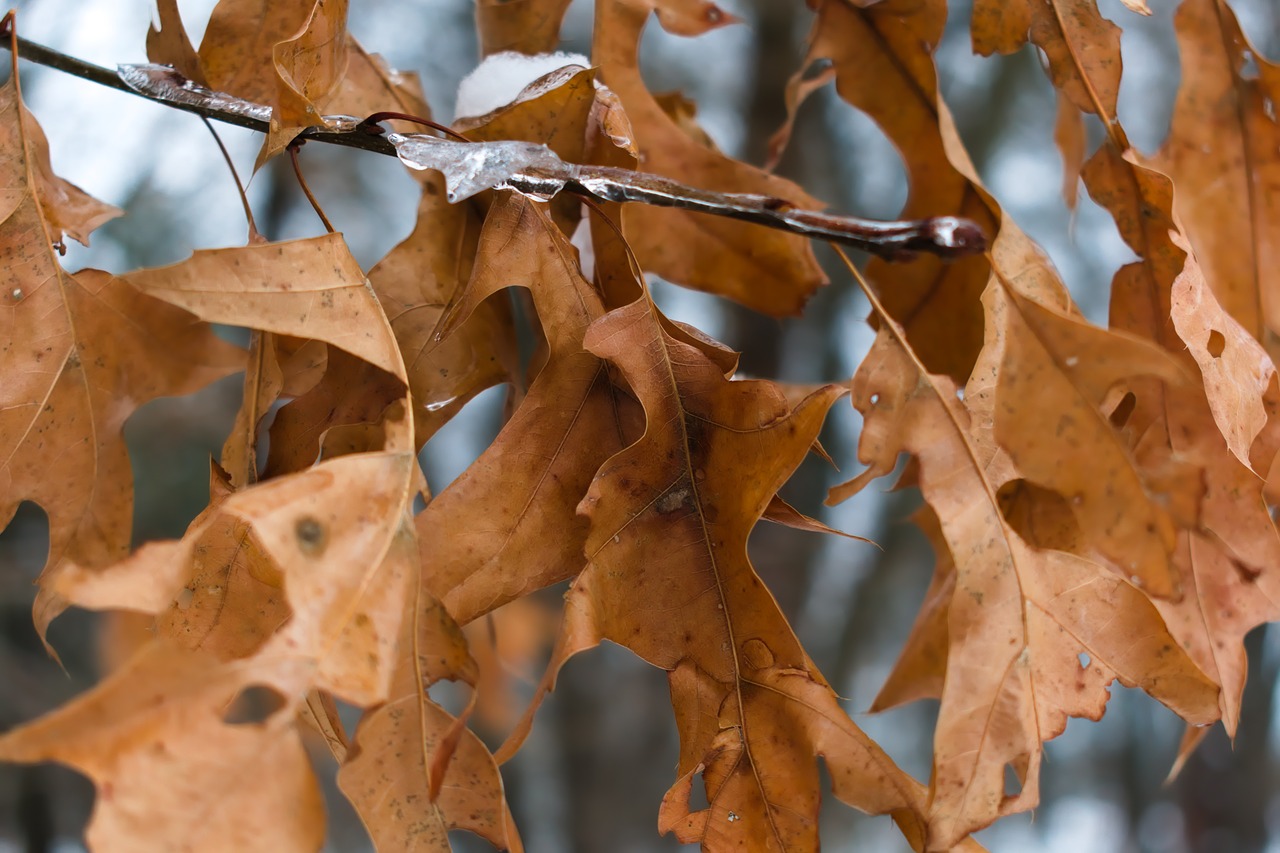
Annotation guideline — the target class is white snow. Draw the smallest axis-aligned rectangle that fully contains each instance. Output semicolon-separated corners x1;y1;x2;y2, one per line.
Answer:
454;51;590;119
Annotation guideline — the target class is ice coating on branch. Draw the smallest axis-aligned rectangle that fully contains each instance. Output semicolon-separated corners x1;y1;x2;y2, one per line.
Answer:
454;51;590;119
386;133;569;202
118;64;272;123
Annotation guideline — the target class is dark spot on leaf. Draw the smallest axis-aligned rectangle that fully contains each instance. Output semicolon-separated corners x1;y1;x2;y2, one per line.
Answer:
296;515;327;556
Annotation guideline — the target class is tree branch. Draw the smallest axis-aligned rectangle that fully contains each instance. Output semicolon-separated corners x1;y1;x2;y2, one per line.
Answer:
1;33;987;259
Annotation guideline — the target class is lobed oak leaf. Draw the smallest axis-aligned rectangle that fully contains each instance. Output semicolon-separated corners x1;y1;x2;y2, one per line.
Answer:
498;292;937;851
784;0;997;380
0;641;326;853
592;0;826;317
338;581;522;852
118;232;404;382
1152;0;1280;360
972;0;1123;125
832;326;1218;848
418;194;641;624
476;0;574;56
1078;143;1280;734
0;39;243;644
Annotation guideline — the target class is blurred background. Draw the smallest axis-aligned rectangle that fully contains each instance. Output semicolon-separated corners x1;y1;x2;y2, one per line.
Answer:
2;0;1280;850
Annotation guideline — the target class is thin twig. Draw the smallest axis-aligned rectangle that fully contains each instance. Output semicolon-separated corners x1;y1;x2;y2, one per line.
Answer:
288;144;336;233
199;116;261;240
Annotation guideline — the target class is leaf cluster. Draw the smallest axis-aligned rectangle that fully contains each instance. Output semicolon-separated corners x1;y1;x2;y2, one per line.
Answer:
2;1;1279;851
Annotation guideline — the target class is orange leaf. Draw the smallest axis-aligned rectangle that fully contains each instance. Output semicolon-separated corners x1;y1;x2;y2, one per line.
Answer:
418;194;641;624
593;0;826;316
0;43;242;646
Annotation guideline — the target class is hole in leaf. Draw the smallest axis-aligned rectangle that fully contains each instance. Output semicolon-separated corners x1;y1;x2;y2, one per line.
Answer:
1207;329;1226;358
1078;651;1091;668
1003;762;1023;797
869;393;880;405
688;771;710;812
222;685;286;726
1109;391;1137;429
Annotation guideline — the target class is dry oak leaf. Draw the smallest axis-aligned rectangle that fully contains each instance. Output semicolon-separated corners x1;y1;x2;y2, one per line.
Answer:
51;450;418;706
0;642;326;853
418;194;641;625
0;48;242;643
499;295;938;851
118;232;404;382
989;279;1192;597
339;578;523;852
783;0;998;380
366;174;518;448
1152;0;1280;359
831;327;1218;847
147;0;205;85
592;0;826;317
1083;141;1280;476
1079;142;1280;734
476;0;573;55
972;0;1123;125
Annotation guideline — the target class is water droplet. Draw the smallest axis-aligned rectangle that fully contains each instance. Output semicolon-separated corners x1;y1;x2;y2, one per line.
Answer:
10;287;21;300
1065;355;1079;367
423;396;458;413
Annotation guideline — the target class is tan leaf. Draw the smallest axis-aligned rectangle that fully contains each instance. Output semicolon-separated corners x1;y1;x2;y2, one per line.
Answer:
788;0;998;379
833;324;1217;847
593;0;826;317
972;0;1123;122
0;43;242;644
418;194;640;624
1153;0;1280;360
499;293;934;851
146;0;205;85
118;233;404;382
476;0;573;55
339;580;522;852
0;642;326;853
993;282;1191;596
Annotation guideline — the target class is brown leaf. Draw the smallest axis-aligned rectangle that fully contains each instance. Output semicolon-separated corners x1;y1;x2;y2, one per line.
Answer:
833;326;1217;847
198;0;313;105
338;581;522;852
118;233;404;382
972;0;1123;123
499;293;935;850
1169;232;1280;473
1152;0;1280;358
0;642;326;853
990;282;1190;597
146;0;205;85
476;0;573;56
593;0;826;316
418;194;640;624
265;348;406;477
0;47;243;644
790;0;997;379
273;0;350;127
1083;138;1280;736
